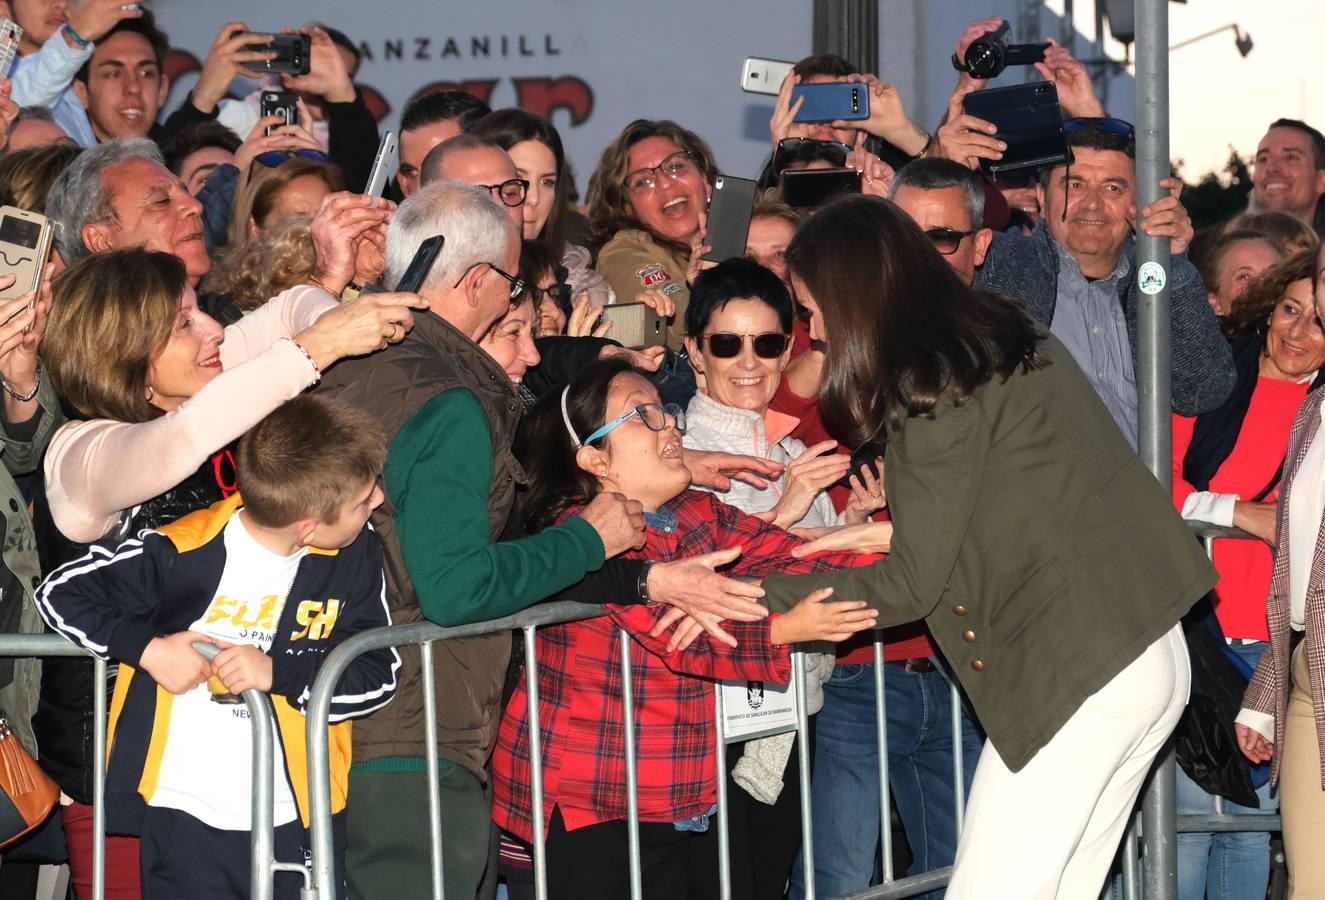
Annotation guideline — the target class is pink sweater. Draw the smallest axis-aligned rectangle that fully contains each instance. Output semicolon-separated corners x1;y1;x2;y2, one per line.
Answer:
44;285;337;544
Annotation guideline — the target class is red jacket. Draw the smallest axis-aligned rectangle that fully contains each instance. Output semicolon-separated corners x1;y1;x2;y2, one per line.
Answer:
491;490;877;840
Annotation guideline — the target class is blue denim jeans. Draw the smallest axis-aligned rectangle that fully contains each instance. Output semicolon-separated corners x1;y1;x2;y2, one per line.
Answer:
788;661;984;900
1176;641;1277;900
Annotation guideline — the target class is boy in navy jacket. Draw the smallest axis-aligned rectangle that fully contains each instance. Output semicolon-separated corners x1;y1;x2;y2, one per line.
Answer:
38;396;400;899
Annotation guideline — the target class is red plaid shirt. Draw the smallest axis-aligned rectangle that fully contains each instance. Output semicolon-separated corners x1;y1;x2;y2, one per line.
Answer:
491;489;879;841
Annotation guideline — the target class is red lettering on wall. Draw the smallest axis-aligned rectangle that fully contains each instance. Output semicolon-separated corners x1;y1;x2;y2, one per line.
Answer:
164;49;201;87
512;77;593;126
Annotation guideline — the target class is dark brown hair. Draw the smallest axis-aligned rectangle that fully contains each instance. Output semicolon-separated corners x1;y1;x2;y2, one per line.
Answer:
786;195;1046;442
237;395;387;528
470;109;570;253
44;248;186;422
1223;249;1318;340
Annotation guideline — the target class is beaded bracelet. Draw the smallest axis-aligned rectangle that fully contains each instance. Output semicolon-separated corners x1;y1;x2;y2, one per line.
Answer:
1;369;40;403
286;338;320;378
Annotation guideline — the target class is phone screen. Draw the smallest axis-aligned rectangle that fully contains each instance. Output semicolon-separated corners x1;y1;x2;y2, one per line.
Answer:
0;216;40;249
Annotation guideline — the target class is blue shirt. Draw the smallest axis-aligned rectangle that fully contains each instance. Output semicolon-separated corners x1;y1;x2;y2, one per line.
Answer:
1049;242;1137;449
9;30;96;147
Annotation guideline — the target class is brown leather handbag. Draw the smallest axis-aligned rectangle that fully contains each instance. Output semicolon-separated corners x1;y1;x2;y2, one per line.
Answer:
0;711;58;847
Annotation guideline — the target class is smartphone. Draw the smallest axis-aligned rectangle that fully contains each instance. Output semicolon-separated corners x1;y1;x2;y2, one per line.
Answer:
243;33;310;76
962;81;1069;177
780;167;861;208
394;235;445;293
0;18;20;79
260;90;300;136
741;57;795;95
364;131;397;206
0;207;53;305
703;175;758;264
791;82;869;123
599;302;665;350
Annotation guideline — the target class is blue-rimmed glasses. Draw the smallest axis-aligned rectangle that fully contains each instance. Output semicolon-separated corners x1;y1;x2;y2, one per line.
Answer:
582;402;686;446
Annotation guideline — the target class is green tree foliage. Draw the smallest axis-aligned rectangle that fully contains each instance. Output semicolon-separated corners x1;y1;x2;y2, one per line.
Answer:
1177;149;1253;231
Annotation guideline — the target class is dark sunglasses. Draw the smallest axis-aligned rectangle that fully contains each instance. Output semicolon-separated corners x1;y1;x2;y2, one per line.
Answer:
1063;117;1135;139
529;281;574;311
773;137;850;173
254;149;329;169
453;262;528;300
702;332;789;359
925;227;979;256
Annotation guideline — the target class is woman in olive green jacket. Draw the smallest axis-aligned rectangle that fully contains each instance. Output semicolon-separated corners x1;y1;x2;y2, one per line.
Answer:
759;196;1215;898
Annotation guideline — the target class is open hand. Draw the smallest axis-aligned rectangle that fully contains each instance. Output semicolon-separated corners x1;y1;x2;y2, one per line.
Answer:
1235;722;1274;764
770;587;878;643
646;545;768;650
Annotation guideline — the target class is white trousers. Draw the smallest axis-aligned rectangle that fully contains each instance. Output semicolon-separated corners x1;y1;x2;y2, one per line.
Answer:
946;624;1190;899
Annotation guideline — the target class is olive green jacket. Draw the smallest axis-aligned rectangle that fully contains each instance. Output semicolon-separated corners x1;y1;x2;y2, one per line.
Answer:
762;333;1214;772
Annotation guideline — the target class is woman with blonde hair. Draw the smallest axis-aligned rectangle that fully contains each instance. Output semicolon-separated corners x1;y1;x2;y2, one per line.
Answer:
203;214;318;311
228;154;343;245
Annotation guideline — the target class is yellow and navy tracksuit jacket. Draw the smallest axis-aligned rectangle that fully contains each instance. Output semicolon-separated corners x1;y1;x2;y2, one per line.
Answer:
35;494;400;832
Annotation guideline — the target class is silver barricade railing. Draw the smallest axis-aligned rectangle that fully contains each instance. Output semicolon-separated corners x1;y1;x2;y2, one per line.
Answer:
0;634;282;900
302;601;607;900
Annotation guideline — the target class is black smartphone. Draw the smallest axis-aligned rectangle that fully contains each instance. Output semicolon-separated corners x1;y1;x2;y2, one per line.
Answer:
962;82;1070;177
780;167;861;208
395;235;445;293
836;440;887;489
243;33;310;75
703;175;757;263
791;82;869;123
259;90;299;136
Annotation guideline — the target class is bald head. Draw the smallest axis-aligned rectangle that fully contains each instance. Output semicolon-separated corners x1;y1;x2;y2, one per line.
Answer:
420;135;523;228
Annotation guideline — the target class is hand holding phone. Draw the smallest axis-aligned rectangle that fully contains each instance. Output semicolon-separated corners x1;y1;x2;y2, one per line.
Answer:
702;175;757;264
791;83;869;124
243;33;310;75
394;235;445;293
364;131;398;206
0;18;22;79
741;57;795;96
0;207;53;303
260;90;300;137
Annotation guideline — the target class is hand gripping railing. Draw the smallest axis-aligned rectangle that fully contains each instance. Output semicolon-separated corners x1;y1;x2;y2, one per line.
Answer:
302;601;606;900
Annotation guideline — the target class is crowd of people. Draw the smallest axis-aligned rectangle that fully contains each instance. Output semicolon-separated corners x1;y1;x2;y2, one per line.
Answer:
0;3;1323;900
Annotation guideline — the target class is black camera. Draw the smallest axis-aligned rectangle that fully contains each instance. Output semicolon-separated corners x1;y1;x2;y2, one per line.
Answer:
952;21;1048;80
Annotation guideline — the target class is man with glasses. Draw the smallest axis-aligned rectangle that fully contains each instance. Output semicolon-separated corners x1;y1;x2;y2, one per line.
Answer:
419;133;527;230
317;179;647;900
974;119;1235;445
890;157;992;287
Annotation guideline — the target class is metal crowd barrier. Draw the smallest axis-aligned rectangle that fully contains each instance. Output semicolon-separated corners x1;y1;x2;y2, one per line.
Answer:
0;634;288;900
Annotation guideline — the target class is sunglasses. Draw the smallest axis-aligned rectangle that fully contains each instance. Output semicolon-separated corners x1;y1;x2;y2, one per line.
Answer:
925;227;979;256
701;332;790;359
1063;116;1135;139
254;149;328;169
453;262;528;300
530;281;574;314
773;138;851;172
583;402;687;446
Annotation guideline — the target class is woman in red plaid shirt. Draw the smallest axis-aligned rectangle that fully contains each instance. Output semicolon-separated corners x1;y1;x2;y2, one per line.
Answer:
491;358;880;899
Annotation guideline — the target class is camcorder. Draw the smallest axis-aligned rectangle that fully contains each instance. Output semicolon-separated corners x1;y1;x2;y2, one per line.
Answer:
952;21;1048;80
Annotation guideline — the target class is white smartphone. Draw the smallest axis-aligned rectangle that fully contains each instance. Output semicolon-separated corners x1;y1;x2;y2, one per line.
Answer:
599;302;666;350
364;130;397;206
741;57;795;96
0;18;23;78
0;207;53;306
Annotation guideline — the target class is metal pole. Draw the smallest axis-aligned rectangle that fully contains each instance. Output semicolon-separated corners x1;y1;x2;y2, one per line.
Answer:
792;653;815;900
873;639;893;882
421;643;446;900
618;630;643;900
1134;0;1175;896
811;0;880;74
523;627;549;900
92;657;107;900
715;684;732;900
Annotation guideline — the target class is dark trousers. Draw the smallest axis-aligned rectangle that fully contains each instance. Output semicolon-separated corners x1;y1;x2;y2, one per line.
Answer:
139;805;346;900
544;805;719;900
725;734;808;900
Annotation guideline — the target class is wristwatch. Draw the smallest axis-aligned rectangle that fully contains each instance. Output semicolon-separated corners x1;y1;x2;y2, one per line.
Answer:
637;560;655;605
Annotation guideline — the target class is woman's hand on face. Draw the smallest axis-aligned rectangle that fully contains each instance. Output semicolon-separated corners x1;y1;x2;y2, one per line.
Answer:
843;457;886;524
1235;722;1274;764
566;294;610;338
771;587;878;644
1232;501;1278;546
294;291;430;368
790;520;894;557
645;545;769;650
770;441;850;529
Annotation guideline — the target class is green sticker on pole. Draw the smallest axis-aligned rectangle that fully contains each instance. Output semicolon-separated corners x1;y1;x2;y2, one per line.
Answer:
1138;261;1167;295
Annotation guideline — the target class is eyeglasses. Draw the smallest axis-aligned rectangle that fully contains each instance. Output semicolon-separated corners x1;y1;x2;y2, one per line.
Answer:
480;178;529;208
582;402;687;446
453;262;528;300
622;151;696;196
773;138;851;172
1063;116;1135;139
529;281;574;313
254;149;329;168
925;227;979;256
701;332;790;359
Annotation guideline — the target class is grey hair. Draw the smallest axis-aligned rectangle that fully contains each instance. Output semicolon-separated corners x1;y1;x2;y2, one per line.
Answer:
16;106;55;123
419;133;504;188
46;138;164;264
888;157;986;231
384;179;515;292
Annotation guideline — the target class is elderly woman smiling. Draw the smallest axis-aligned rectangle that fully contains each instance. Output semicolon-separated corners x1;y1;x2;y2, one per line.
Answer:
682;257;883;529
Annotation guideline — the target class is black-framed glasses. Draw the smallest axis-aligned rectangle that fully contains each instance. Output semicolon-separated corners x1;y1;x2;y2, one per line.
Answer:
622;151;696;196
925;227;979;256
453;262;528;300
583;402;687;445
773;137;850;172
529;280;574;312
702;332;790;359
480;178;529;208
254;149;328;168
